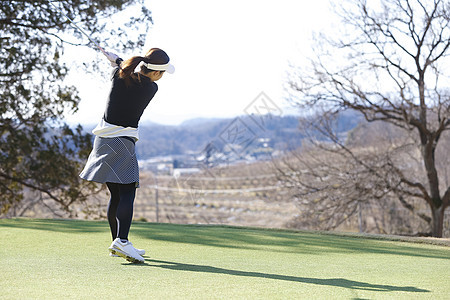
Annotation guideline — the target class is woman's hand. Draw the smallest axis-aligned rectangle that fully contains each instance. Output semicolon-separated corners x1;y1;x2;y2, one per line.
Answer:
105;51;122;67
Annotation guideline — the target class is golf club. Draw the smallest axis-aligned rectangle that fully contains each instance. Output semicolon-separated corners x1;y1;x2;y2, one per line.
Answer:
48;0;109;58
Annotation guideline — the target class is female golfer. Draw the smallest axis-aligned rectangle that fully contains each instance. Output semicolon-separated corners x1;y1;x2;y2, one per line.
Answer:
80;48;174;263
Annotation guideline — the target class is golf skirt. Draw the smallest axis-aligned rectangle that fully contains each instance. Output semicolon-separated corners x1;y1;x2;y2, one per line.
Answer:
79;136;139;187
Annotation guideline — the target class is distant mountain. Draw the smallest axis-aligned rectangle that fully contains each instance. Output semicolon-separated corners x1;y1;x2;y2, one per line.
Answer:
135;115;306;159
79;112;363;160
180;117;225;127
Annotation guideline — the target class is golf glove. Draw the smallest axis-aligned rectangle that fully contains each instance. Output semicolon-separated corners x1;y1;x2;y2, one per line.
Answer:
105;51;122;67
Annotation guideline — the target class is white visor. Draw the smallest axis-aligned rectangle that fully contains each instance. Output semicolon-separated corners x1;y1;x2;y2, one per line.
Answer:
144;62;175;74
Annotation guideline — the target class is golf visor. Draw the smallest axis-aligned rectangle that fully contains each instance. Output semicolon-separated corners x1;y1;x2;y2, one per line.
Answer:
144;62;175;74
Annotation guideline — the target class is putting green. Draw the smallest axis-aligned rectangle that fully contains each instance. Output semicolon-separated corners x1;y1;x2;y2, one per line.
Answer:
1;218;449;299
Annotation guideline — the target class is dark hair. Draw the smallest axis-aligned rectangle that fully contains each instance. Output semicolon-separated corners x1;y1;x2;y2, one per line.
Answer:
118;48;170;82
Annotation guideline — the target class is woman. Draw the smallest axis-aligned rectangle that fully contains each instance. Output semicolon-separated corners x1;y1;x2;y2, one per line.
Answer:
80;48;174;263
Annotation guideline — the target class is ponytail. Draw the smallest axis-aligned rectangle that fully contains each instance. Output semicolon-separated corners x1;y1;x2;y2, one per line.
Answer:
118;56;146;79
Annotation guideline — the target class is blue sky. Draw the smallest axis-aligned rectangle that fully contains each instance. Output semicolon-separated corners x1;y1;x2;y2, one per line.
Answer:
64;0;335;126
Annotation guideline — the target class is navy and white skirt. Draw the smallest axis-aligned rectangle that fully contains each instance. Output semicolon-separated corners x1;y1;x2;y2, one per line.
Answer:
79;136;139;187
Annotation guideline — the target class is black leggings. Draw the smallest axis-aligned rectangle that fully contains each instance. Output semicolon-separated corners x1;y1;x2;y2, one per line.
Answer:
106;182;136;241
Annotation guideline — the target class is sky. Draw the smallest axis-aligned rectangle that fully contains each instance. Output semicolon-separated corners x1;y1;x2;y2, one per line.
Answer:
64;0;335;126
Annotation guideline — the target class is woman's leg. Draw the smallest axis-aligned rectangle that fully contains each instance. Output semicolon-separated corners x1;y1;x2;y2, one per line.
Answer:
106;182;137;241
105;182;136;240
106;182;120;241
116;182;137;240
106;182;142;262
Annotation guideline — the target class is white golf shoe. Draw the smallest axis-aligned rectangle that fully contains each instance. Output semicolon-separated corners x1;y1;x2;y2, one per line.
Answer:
110;244;145;257
108;238;145;263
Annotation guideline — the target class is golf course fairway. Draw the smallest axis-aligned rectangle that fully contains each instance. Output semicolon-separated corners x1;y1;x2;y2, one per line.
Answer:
1;218;449;299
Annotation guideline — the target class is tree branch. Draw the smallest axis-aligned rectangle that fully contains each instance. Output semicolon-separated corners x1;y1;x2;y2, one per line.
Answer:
397;194;432;224
0;172;64;207
442;186;450;209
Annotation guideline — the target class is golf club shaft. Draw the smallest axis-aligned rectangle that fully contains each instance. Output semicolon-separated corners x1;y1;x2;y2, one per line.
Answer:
48;1;108;57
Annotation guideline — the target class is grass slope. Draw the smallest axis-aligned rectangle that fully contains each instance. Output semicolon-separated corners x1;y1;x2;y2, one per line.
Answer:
1;218;449;299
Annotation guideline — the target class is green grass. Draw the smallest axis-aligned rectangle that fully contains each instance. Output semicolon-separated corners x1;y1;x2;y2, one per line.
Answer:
1;218;449;299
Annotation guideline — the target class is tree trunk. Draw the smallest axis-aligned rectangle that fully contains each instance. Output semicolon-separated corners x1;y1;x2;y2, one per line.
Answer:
430;204;444;238
419;126;443;237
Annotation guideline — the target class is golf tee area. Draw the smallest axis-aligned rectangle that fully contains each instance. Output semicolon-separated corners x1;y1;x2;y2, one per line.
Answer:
1;218;449;299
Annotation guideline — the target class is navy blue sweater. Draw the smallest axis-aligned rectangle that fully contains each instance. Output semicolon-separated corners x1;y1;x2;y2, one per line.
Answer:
103;68;158;128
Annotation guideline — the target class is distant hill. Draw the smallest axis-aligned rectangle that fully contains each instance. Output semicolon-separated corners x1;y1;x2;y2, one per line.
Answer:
179;117;225;127
79;112;363;160
136;115;305;159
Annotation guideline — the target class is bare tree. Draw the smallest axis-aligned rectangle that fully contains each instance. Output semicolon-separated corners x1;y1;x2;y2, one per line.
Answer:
286;0;449;237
